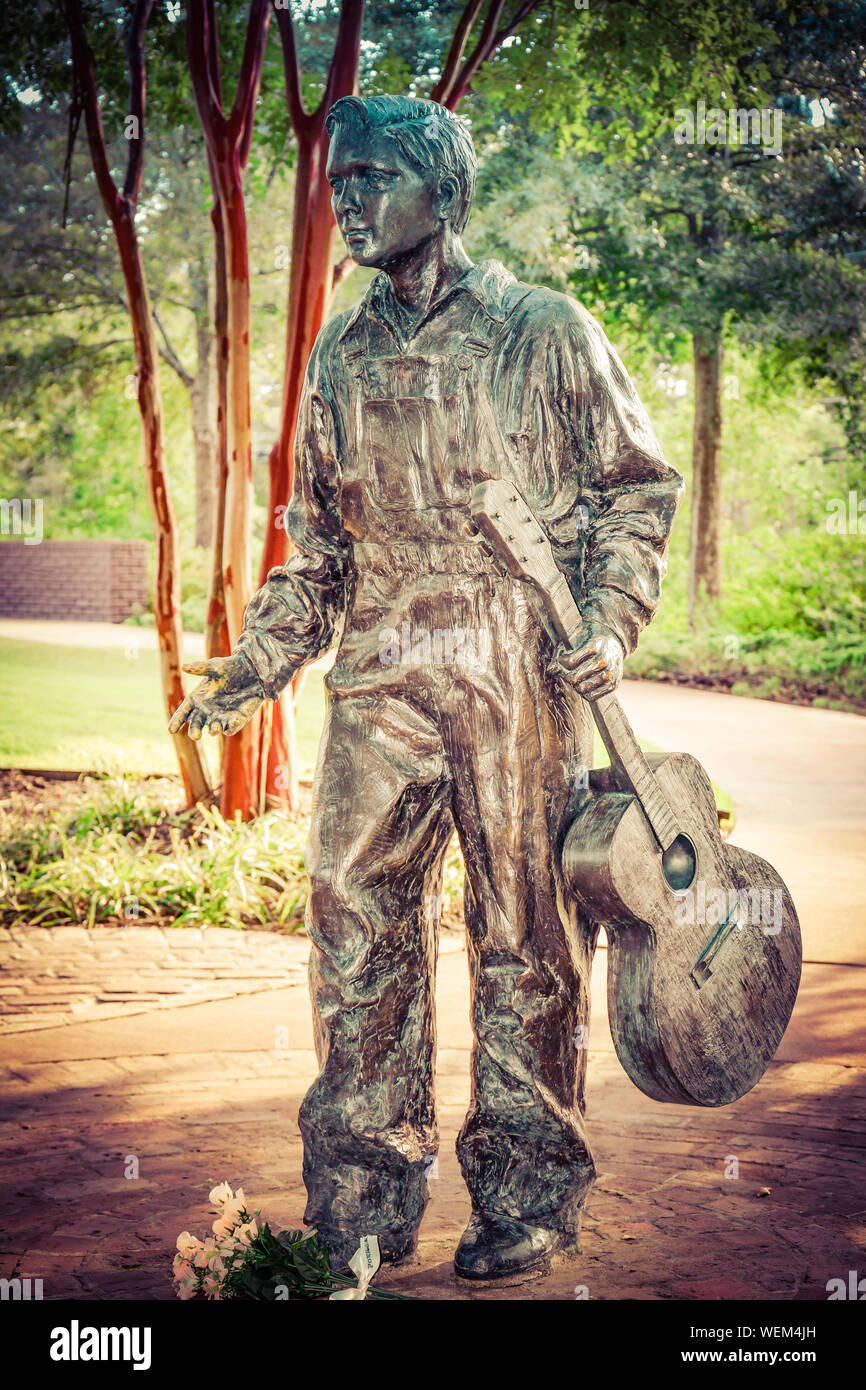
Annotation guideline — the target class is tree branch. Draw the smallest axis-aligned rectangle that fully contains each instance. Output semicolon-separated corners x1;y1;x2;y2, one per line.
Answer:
187;0;223;149
432;0;486;106
234;0;272;165
273;0;308;135
445;0;507;109
332;253;355;290
438;0;544;109
493;0;539;49
152;302;193;388
123;0;156;204
63;0;119;222
322;0;365;120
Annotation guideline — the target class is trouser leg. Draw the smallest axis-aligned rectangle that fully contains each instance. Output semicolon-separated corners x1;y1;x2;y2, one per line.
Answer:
443;665;599;1239
299;693;453;1268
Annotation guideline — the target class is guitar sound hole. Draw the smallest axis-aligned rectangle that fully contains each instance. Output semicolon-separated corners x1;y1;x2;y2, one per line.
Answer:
662;834;697;891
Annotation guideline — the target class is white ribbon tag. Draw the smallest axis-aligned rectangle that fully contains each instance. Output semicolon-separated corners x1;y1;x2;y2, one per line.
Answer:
329;1234;381;1301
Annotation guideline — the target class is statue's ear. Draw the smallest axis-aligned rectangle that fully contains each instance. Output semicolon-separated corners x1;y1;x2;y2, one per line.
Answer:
435;173;460;225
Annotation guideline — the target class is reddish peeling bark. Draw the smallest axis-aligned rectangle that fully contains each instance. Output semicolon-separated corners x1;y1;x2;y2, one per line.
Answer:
64;0;210;807
204;154;231;667
253;0;364;810
188;0;275;820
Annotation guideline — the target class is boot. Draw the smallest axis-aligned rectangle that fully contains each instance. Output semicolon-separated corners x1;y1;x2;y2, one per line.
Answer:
454;1211;580;1282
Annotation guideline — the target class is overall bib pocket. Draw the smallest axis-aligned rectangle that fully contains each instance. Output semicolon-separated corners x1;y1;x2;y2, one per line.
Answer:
360;355;471;513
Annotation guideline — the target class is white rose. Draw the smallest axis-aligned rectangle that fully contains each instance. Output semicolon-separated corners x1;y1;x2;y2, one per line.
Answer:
236;1219;259;1247
176;1231;201;1260
193;1237;219;1270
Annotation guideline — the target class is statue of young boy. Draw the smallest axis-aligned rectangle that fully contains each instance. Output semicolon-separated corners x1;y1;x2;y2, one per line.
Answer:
170;95;683;1283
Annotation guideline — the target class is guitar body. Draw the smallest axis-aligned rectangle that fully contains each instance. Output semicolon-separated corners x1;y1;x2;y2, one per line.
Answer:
562;751;802;1106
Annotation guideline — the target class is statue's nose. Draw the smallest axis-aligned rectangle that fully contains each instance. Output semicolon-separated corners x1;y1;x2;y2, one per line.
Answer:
335;181;362;217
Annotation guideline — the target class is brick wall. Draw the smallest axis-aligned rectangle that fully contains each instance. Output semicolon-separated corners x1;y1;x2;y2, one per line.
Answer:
0;540;150;622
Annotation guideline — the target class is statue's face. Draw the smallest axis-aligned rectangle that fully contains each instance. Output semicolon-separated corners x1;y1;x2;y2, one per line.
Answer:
326;126;443;268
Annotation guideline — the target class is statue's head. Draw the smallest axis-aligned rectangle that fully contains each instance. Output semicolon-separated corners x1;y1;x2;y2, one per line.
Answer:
324;95;477;269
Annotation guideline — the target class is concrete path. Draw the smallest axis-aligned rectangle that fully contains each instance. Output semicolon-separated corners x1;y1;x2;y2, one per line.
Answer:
0;619;205;659
617;681;866;968
1;682;864;1301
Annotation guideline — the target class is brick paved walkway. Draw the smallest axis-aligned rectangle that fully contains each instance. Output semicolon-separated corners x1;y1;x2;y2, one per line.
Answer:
0;926;309;1034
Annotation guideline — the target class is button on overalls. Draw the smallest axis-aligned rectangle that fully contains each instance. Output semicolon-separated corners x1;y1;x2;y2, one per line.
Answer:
297;294;600;1267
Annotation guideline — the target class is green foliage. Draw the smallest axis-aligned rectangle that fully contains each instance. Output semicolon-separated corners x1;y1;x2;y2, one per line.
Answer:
622;346;866;708
221;1224;333;1301
0;775;312;930
219;1223;411;1301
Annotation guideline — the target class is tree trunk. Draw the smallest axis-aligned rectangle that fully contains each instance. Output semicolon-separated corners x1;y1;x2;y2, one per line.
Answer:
205;172;230;665
64;0;210;807
688;330;724;623
190;264;216;550
115;212;211;805
212;156;266;821
187;0;273;821
260;128;339;581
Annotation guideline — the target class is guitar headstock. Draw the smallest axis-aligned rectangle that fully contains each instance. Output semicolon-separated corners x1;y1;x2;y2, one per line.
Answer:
470;478;561;594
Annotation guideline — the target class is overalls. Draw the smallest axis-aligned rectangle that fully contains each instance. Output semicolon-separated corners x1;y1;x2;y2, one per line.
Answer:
296;286;601;1267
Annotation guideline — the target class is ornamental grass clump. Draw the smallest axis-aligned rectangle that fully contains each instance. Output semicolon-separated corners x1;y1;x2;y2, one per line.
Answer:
0;777;310;930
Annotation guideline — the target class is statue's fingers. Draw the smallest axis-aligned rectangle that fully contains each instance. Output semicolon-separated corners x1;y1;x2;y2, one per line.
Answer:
224;709;248;736
578;673;611;701
168;696;193;734
187;708;207;741
561;653;605;683
552;645;585;670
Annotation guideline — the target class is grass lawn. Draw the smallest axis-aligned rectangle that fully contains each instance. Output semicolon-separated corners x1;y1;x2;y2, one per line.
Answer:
0;636;732;817
0;638;327;780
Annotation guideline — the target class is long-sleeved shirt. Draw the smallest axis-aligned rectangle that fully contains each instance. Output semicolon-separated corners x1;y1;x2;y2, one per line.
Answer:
236;258;684;701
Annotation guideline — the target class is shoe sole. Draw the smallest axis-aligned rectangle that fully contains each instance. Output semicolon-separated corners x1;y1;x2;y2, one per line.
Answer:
453;1239;582;1287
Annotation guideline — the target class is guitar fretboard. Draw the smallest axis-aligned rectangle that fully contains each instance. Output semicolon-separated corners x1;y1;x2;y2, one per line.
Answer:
546;575;680;851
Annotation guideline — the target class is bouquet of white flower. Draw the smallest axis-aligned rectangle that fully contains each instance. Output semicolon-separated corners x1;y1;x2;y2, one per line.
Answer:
172;1183;413;1301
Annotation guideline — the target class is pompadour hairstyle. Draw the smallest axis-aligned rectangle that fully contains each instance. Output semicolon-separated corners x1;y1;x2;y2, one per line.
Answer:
325;95;477;235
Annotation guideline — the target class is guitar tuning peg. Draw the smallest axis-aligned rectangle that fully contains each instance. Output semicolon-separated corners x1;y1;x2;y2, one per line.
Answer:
464;518;479;537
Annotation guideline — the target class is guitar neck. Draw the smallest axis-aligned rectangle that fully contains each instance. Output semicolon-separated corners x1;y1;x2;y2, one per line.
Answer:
545;573;681;852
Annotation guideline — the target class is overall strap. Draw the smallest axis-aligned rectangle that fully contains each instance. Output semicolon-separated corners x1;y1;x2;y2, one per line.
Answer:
454;288;534;368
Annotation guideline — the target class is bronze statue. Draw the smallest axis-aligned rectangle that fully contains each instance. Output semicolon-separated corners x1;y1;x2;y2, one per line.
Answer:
169;95;685;1282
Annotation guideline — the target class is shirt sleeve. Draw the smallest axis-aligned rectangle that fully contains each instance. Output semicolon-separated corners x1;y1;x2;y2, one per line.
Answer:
235;322;349;700
558;302;685;656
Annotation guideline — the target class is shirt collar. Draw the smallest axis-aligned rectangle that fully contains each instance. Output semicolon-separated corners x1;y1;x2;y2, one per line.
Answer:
337;258;517;343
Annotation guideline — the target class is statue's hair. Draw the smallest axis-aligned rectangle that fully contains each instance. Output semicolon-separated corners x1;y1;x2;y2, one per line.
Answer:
325;95;477;235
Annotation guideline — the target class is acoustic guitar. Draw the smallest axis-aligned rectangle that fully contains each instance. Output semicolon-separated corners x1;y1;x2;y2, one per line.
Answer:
470;478;802;1107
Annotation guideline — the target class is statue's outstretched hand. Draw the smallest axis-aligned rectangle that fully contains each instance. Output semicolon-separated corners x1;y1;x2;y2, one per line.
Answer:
549;626;625;702
168;654;266;740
